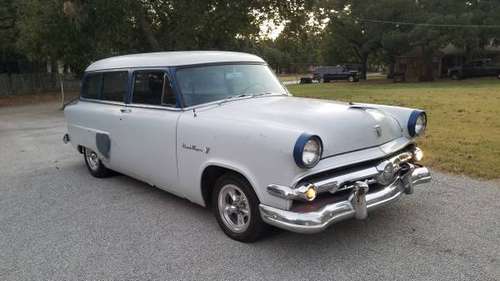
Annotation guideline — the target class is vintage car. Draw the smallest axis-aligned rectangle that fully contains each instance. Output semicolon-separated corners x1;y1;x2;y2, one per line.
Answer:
63;51;431;242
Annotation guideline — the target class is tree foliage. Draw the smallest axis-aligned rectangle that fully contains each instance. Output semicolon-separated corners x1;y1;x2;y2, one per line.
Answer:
1;0;500;76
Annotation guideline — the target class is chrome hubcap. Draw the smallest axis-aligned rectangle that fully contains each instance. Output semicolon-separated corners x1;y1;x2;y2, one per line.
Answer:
218;184;250;233
85;148;100;171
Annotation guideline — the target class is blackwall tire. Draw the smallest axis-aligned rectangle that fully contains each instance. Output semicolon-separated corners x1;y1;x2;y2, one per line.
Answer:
212;173;268;242
84;147;112;178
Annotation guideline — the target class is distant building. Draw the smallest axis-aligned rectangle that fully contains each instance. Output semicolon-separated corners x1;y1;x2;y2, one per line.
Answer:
394;43;500;81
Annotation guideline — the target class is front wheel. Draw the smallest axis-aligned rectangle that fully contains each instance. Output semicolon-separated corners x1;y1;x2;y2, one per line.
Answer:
212;174;267;242
84;147;112;178
451;72;460;80
348;76;355;82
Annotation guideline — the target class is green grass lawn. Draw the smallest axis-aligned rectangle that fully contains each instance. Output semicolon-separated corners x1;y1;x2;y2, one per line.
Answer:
288;78;500;179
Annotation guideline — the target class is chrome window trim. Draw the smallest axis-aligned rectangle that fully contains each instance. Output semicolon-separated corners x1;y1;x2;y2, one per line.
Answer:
126;103;183;112
79;97;126;107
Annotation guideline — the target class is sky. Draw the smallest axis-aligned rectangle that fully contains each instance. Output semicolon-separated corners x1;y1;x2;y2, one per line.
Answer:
260;19;285;39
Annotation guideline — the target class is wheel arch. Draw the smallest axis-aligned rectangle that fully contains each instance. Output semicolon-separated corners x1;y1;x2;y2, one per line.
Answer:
200;162;259;208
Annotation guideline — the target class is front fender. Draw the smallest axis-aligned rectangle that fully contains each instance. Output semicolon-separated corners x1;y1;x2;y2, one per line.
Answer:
176;111;298;210
359;103;424;139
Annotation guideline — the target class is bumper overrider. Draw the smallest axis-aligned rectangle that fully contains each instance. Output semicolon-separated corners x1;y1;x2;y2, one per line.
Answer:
259;148;431;234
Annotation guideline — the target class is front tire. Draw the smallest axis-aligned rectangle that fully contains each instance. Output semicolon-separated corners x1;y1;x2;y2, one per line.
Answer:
212;173;267;242
84;147;112;178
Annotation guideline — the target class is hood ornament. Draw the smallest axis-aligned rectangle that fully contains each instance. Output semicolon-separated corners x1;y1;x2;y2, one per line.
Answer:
374;125;382;137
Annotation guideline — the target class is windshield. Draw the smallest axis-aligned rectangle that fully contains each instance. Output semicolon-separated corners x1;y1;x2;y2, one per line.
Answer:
175;64;287;107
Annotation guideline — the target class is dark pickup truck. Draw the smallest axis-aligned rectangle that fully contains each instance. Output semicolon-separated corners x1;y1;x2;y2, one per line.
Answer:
313;65;359;83
448;59;500;80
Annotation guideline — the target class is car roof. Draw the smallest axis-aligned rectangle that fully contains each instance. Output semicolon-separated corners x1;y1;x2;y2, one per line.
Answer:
85;51;265;72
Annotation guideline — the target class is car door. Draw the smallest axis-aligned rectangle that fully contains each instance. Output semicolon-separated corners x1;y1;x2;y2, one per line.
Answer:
113;69;182;195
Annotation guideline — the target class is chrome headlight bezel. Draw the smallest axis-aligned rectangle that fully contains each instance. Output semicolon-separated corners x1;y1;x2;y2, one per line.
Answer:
293;134;323;169
408;110;427;137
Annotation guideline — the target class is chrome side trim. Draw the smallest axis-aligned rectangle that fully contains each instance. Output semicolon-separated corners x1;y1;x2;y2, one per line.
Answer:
259;166;431;234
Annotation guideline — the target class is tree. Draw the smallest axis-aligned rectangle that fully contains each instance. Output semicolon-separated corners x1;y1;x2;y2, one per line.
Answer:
321;6;383;79
0;0;19;73
273;8;323;73
13;0;295;74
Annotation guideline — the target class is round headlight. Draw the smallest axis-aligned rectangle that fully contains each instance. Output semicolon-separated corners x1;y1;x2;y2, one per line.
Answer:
294;134;323;169
408;111;427;137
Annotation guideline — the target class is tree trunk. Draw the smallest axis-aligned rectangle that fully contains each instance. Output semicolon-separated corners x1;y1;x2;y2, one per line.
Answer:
360;54;368;80
387;61;395;79
419;48;435;82
136;6;161;51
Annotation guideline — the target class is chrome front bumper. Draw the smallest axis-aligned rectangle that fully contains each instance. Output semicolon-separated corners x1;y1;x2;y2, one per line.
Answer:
259;166;431;234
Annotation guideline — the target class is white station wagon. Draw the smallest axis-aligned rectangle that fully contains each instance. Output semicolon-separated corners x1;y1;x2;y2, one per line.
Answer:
63;51;431;242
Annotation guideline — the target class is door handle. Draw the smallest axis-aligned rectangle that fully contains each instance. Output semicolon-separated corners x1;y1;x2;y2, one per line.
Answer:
120;108;132;113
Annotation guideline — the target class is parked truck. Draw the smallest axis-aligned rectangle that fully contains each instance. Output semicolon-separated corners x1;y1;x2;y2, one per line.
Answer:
312;65;359;83
448;59;500;80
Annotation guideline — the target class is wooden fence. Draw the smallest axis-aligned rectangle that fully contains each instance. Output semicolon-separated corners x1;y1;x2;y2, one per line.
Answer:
0;73;80;96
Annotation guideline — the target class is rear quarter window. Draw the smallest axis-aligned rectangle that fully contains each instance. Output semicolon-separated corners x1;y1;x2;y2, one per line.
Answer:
101;71;128;102
81;74;101;99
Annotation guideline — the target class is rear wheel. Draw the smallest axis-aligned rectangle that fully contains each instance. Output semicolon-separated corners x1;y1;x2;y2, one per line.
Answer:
348;76;355;82
451;72;460;80
212;173;267;242
84;147;112;178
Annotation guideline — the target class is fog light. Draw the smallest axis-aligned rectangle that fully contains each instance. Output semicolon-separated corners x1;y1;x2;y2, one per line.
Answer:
413;147;424;162
304;184;317;201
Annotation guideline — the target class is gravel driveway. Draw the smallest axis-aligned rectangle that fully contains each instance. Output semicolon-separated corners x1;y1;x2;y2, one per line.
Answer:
1;102;499;281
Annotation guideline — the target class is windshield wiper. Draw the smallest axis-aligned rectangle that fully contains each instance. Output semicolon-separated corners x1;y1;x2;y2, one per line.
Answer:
218;93;277;105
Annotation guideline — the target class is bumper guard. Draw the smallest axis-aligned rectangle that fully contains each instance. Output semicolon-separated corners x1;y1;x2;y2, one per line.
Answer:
259;165;431;234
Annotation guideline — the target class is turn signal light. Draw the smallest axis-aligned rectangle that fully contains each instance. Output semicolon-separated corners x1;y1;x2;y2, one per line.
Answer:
305;184;317;201
413;147;424;162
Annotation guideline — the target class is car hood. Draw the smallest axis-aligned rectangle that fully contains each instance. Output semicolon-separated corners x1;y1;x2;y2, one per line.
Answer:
197;96;404;157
